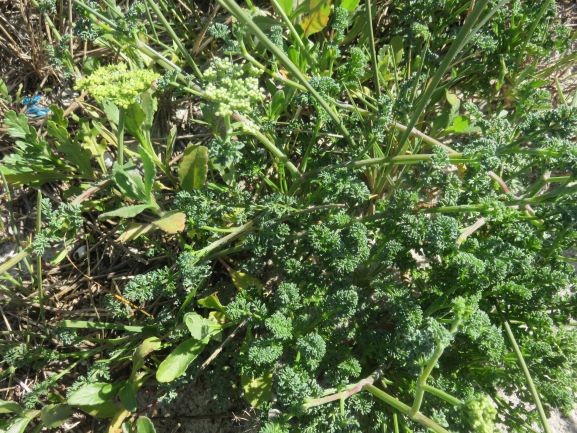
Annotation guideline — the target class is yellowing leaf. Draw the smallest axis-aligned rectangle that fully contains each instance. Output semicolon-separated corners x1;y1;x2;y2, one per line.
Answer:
229;269;264;291
209;310;227;325
299;0;331;37
118;222;154;243
118;212;186;242
241;372;273;408
198;293;225;312
152;211;186;234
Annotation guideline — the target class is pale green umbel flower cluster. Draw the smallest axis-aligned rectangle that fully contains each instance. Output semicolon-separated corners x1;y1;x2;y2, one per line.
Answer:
466;395;498;433
76;64;160;109
203;58;264;117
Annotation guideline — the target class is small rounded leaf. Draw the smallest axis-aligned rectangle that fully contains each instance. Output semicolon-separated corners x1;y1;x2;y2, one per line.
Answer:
136;416;157;433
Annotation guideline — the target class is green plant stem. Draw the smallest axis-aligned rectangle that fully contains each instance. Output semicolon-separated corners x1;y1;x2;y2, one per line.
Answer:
216;0;355;147
364;384;451;433
73;0;117;27
303;372;381;410
0;248;31;276
270;0;309;57
518;0;551;58
145;0;202;78
117;108;125;166
239;40;307;92
424;182;577;214
299;153;467;182
365;0;381;97
422;384;463;406
303;372;451;433
503;321;552;433
394;0;501;157
35;190;44;323
233;113;301;176
391;122;458;154
61;320;152;333
197;220;255;258
196;203;345;259
410;319;461;417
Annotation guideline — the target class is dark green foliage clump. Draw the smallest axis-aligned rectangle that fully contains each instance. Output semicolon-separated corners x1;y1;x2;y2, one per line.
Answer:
3;2;577;433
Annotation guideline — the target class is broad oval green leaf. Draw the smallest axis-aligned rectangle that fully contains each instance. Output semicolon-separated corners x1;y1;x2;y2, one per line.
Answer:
119;383;138;413
67;382;119;418
136;416;157;433
0;399;22;414
102;99;120;125
138;146;156;197
112;165;148;202
178;144;208;192
2;416;34;433
184;312;222;340
118;222;154;243
155;337;209;383
241;372;273;408
40;404;73;428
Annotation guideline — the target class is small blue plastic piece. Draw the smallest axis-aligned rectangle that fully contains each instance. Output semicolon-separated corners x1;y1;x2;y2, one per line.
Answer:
22;95;50;119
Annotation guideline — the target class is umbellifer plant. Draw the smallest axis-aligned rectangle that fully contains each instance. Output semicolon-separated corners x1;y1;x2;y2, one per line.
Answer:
1;1;577;433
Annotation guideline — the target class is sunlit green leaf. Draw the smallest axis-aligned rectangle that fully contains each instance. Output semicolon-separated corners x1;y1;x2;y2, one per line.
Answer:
133;337;163;374
241;372;273;408
340;0;359;12
67;382;120;418
178;144;208;191
198;293;225;312
136;416;157;433
184;312;222;340
0;400;22;414
155;337;209;383
276;0;294;15
99;204;153;219
299;0;332;37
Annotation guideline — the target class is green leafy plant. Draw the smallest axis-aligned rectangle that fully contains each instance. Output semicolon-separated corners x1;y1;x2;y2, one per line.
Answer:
1;1;577;433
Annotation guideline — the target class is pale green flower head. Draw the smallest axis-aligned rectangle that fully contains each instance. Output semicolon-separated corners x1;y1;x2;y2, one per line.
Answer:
203;58;264;117
76;64;160;109
466;395;498;433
